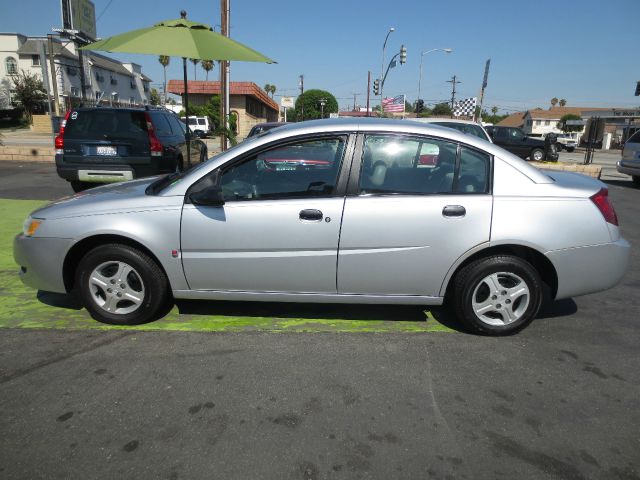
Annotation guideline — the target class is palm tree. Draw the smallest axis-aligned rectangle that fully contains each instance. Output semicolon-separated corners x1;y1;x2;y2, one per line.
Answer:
263;83;276;98
190;58;199;80
491;106;498;116
201;60;214;81
551;97;559;108
158;55;170;104
559;98;567;107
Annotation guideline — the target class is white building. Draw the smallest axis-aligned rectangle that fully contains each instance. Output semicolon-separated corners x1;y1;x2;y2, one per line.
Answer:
0;33;151;112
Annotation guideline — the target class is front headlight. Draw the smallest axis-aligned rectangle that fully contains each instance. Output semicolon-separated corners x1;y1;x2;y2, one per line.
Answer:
23;216;43;237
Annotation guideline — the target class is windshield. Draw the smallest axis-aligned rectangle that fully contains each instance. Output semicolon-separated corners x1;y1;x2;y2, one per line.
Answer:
431;122;488;141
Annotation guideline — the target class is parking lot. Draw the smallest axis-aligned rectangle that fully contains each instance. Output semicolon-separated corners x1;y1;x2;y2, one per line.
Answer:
0;159;639;479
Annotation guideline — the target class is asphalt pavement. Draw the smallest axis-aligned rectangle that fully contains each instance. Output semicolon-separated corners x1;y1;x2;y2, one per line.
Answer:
0;161;638;480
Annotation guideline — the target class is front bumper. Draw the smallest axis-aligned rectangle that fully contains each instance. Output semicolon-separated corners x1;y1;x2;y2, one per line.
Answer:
13;234;72;293
547;238;631;300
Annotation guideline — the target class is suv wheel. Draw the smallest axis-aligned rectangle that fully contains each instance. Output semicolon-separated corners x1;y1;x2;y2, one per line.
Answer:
530;148;544;161
632;176;640;187
71;180;93;193
451;255;543;335
75;244;172;325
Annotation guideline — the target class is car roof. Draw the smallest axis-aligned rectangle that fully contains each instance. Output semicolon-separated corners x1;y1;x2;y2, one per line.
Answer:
409;118;482;126
161;118;551;195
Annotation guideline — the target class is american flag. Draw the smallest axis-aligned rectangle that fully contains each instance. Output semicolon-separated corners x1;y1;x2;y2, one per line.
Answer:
382;95;405;113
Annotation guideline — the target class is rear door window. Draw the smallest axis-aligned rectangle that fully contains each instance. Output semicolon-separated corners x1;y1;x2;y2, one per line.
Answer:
64;110;148;141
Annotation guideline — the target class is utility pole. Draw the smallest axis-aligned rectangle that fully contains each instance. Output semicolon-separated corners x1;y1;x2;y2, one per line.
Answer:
477;59;491;123
47;34;60;115
299;74;304;121
219;0;230;151
366;71;371;117
352;93;359;111
447;75;461;114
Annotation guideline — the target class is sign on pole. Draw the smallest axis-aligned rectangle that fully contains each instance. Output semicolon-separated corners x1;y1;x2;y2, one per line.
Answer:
61;0;97;41
281;96;294;108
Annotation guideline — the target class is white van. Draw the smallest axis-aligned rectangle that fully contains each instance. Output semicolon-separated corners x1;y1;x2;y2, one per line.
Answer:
181;116;210;138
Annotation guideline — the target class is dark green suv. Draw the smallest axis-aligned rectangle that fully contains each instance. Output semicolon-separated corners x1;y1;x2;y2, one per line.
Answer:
55;107;207;192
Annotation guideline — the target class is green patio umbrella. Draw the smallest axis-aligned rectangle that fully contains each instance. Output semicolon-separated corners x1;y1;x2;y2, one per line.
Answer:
80;11;275;161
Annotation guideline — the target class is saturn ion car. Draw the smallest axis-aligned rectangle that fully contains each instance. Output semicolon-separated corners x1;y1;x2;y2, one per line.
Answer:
14;119;629;335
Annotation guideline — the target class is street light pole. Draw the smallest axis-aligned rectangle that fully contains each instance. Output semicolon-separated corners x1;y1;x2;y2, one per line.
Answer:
380;27;394;108
417;48;453;103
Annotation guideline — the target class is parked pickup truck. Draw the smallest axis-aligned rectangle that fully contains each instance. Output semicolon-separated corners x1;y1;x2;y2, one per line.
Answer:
552;133;577;152
485;126;547;161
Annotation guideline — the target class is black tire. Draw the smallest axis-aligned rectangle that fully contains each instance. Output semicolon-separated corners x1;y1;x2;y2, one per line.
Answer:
632;176;640;187
70;180;93;193
75;244;172;325
451;255;543;336
200;147;208;163
566;147;575;152
556;143;563;152
177;156;185;172
530;148;545;162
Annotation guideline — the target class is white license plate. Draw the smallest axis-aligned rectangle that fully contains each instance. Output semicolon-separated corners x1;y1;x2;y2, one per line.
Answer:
96;146;117;156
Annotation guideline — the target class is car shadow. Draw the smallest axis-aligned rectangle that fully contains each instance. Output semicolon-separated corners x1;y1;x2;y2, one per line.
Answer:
175;299;430;323
537;298;578;319
37;290;83;310
604;179;637;189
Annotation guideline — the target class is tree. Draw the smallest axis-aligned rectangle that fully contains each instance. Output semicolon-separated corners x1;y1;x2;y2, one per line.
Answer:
431;102;452;116
559;98;567;107
10;70;46;124
149;88;161;106
178;95;238;145
558;114;582;133
158;55;170;104
263;83;276;98
551;97;559;107
491;106;498;116
404;100;414;113
292;89;338;120
190;58;199;80
201;60;214;81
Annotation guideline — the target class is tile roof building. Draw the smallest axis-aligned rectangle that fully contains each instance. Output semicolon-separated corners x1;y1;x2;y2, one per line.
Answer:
167;80;279;140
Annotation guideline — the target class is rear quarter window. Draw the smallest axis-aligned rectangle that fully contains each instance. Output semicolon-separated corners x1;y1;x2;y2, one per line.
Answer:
628;130;640;144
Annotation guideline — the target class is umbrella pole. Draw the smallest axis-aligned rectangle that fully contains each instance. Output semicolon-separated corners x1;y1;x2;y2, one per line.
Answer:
183;57;191;168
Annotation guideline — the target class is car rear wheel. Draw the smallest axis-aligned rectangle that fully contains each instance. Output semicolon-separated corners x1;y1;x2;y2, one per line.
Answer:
530;148;544;161
451;255;543;335
75;244;172;325
632;175;640;187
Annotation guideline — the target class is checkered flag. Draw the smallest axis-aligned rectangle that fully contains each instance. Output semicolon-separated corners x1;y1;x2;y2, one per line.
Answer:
453;97;477;117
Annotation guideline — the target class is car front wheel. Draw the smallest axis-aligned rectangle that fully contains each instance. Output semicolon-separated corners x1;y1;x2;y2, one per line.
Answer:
632;175;640;187
451;255;543;335
530;148;545;161
75;244;172;325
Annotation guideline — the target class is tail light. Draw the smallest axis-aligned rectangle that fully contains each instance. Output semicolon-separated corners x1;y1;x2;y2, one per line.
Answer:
590;188;618;226
54;110;71;155
144;112;163;157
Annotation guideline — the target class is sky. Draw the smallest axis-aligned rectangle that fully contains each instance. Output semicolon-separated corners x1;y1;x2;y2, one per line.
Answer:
2;0;639;113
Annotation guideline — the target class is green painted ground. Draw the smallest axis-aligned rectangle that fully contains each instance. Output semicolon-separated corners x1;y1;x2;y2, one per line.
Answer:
0;199;452;333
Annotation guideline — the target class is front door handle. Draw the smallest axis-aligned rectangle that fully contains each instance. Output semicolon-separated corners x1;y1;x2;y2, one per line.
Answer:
299;209;323;221
442;205;466;217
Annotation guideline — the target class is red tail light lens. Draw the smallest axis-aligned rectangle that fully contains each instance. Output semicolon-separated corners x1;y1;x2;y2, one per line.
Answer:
590;188;618;226
144;112;163;157
55;110;71;154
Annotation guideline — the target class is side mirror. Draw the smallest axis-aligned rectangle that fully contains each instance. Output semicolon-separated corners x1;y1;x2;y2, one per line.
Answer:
189;185;225;207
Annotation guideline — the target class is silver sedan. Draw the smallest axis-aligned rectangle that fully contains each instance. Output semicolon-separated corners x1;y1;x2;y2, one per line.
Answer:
14;119;630;335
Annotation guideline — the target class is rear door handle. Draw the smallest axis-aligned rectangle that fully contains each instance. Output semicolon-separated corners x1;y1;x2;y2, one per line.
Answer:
299;209;323;221
442;205;466;217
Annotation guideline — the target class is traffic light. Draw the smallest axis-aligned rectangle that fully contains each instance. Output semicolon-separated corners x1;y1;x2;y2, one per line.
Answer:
373;79;380;96
400;45;407;65
635;81;640;96
416;99;424;113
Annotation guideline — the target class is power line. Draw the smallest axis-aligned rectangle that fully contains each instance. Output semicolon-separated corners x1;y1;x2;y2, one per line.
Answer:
96;0;115;22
